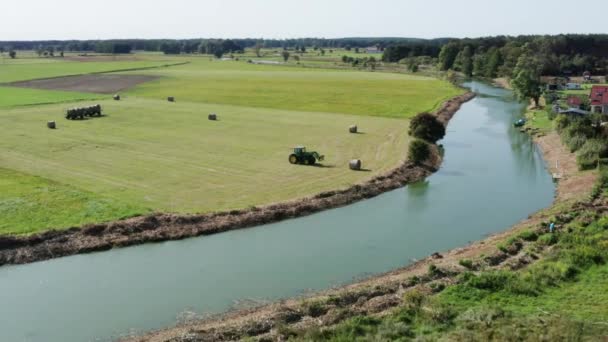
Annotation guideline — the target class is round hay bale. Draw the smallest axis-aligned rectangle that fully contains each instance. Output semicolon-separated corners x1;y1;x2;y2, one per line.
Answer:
208;113;217;121
349;159;362;171
168;96;175;102
47;121;56;129
113;94;121;101
349;125;358;133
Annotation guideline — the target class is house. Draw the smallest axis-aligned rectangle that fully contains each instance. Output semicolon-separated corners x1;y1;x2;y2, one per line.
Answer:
590;85;608;114
365;46;382;54
559;108;589;116
567;95;583;109
565;83;582;90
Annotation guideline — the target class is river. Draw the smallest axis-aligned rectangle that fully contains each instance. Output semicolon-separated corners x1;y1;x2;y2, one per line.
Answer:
0;81;555;342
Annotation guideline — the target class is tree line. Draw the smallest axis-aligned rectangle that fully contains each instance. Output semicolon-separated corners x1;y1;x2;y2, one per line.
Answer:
0;37;426;55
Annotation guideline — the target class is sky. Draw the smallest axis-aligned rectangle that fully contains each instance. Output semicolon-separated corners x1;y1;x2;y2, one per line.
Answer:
2;0;607;41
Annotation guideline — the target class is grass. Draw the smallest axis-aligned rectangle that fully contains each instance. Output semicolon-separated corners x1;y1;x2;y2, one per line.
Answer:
0;168;144;235
0;53;460;234
124;59;462;118
0;98;410;227
524;108;553;133
0;86;102;107
0;58;176;83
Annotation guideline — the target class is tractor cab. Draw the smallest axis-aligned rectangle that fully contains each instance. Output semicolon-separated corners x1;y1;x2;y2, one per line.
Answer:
294;146;307;154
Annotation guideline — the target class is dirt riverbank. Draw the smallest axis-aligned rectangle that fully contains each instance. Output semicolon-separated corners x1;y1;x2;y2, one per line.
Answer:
126;130;596;342
0;92;476;267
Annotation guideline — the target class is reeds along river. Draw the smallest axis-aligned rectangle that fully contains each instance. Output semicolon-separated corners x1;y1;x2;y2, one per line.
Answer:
0;81;555;342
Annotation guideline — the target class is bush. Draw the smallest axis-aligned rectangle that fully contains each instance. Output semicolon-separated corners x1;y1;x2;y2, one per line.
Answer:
408;139;431;164
409;112;446;143
518;229;539;242
459;259;474;269
576;139;608;170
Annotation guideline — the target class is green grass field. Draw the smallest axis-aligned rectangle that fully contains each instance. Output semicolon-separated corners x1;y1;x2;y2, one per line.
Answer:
0;86;102;107
0;168;144;235
0;54;462;234
125;59;460;118
0;58;176;83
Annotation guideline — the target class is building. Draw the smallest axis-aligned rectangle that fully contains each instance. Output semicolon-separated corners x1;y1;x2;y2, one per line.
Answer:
365;46;382;54
565;83;582;90
590;85;608;114
567;95;583;109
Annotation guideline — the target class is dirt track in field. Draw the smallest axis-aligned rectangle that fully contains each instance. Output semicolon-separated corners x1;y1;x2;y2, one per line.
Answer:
0;92;476;267
9;74;159;94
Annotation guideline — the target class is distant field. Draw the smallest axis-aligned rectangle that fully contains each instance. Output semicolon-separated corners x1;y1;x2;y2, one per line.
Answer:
0;58;176;83
126;59;461;118
0;86;102;107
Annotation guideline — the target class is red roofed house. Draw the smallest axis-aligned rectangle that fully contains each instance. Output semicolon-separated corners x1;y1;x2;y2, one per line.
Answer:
567;95;583;109
590;85;608;114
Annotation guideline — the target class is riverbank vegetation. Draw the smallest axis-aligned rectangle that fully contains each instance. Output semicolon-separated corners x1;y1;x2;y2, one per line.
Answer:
264;170;608;341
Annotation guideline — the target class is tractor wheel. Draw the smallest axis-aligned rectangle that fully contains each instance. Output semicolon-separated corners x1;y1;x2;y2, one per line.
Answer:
289;154;298;164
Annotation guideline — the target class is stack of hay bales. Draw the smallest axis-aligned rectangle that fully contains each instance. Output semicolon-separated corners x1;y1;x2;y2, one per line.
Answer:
349;125;358;133
47;121;56;129
65;105;102;120
349;159;362;171
208;113;217;121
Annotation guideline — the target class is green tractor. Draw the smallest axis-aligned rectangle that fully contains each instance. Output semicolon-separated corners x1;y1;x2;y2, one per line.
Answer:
289;146;324;165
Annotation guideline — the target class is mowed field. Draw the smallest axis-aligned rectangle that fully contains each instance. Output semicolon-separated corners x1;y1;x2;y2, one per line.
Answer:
125;59;460;117
0;54;462;234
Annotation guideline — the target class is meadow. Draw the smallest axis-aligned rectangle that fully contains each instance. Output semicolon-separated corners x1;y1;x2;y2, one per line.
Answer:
0;53;462;234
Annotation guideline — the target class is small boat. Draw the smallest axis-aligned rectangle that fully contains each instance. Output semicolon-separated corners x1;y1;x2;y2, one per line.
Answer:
513;118;526;127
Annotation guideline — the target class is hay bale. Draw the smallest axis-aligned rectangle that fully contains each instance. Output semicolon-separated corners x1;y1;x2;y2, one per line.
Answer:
349;159;362;170
168;96;175;102
113;94;121;101
349;125;358;133
47;121;56;129
208;113;217;121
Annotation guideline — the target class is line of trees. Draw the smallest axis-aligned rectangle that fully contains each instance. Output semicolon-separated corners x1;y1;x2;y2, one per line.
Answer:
0;37;437;55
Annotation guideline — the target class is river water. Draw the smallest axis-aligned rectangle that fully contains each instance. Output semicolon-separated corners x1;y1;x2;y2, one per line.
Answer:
0;81;555;342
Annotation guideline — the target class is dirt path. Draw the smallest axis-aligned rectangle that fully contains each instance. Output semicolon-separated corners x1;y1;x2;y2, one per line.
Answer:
9;74;160;94
125;131;595;342
0;92;476;267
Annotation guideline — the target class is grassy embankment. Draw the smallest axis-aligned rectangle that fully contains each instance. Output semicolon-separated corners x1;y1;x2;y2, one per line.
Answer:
0;55;462;235
277;169;608;341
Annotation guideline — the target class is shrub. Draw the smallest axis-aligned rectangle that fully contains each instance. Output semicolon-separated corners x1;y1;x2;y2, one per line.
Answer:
518;229;539;242
537;233;558;246
459;259;474;269
408;139;431;164
409;112;446;143
576;139;608;170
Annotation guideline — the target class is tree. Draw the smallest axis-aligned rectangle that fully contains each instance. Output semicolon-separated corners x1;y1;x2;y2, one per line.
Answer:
409;112;446;143
484;47;503;78
9;50;16;59
409;139;431;165
461;46;474;77
438;42;459;71
293;55;300;63
254;42;263;57
511;53;543;108
282;51;290;62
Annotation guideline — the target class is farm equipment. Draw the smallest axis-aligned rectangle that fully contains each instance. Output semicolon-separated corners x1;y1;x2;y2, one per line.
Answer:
289;146;324;165
66;105;102;120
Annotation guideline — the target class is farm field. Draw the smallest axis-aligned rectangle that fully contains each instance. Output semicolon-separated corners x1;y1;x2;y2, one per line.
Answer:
125;59;459;118
0;86;102;107
0;54;462;234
